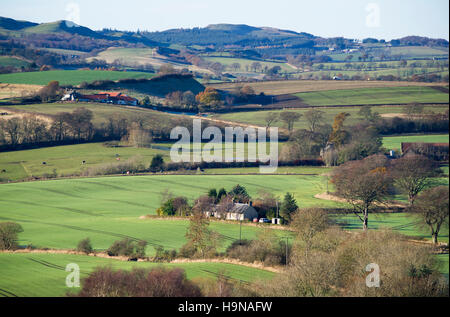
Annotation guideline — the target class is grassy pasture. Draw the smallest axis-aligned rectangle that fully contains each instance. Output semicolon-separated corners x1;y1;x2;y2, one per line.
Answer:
203;56;296;73
382;134;449;151
0;102;177;125
88;48;213;74
299;68;448;81
294;86;449;106
212;105;449;131
387;46;449;58
209;80;445;95
334;213;449;244
0;142;171;181
0;83;42;99
0;56;30;68
0;253;274;297
0;141;290;182
0;70;155;86
322;46;448;61
87;48;158;66
0;174;337;250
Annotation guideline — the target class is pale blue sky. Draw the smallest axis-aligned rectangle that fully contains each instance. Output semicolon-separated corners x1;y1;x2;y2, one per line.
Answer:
0;0;448;40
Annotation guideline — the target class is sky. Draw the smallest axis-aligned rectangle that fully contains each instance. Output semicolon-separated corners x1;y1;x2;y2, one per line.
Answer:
0;0;448;40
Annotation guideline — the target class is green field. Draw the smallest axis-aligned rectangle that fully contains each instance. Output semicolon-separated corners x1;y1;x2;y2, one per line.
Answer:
0;70;155;86
387;46;449;59
334;213;449;243
0;141;329;182
0;174;336;251
0;102;177;125
0;56;30;68
88;48;212;74
299;68;448;81
322;46;448;62
382;134;449;151
0;253;274;297
0;142;171;181
334;213;449;276
212;105;449;130
203;56;296;73
294;86;449;106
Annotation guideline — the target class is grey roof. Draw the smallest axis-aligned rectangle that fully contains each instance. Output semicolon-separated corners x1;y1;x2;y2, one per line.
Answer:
231;203;256;214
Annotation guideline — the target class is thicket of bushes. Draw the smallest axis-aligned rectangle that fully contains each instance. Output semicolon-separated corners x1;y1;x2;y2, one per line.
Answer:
376;116;449;135
106;238;147;259
73;267;203;297
0;222;23;250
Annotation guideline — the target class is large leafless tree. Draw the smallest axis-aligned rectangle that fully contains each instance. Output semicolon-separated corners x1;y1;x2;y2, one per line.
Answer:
412;186;449;244
332;155;393;230
391;154;439;205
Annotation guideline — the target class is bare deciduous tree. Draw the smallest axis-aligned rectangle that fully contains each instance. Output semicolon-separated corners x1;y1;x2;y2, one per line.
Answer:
391;154;439;205
331;155;392;230
412;186;449;244
280;111;302;132
264;112;278;134
304;109;324;132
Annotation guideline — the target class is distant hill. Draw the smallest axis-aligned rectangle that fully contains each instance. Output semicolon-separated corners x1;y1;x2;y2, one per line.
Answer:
23;20;104;38
142;23;317;47
0;16;38;31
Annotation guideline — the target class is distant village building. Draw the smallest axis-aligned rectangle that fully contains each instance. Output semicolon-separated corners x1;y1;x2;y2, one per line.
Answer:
61;91;138;106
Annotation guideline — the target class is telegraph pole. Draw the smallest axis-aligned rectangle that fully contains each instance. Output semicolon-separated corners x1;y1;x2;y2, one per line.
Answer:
285;237;290;266
239;218;242;245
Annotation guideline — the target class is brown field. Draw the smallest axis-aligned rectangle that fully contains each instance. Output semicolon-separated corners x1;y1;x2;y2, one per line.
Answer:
209;80;447;95
0;83;43;99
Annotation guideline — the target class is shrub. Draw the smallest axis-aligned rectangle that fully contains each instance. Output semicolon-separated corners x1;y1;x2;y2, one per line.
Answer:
74;267;202;297
153;246;177;262
225;231;290;266
150;154;165;172
179;243;197;259
0;222;23;250
253;229;449;297
107;238;147;259
77;238;93;254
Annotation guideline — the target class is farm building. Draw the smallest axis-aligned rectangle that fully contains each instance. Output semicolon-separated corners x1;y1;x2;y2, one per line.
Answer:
62;91;138;106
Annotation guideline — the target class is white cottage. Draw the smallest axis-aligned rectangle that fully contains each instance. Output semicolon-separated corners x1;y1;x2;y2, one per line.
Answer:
226;203;258;221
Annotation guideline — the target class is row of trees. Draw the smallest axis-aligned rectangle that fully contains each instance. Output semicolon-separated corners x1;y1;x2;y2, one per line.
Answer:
0;107;95;147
